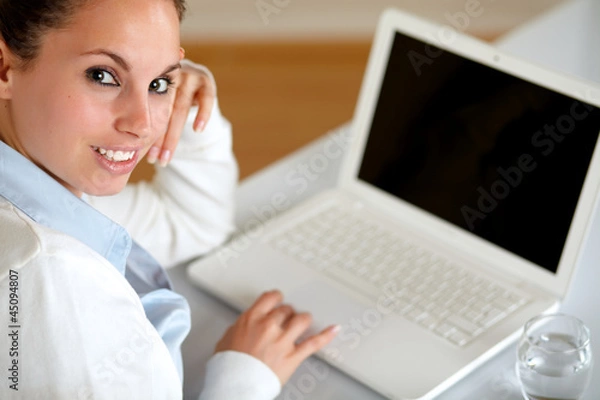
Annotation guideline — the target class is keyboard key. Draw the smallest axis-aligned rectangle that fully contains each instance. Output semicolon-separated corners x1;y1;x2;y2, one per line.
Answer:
492;296;517;311
448;330;471;347
464;309;482;323
406;308;427;322
418;315;440;330
478;308;507;327
449;303;467;315
435;323;456;337
428;307;450;320
445;315;482;336
395;299;412;314
299;252;316;263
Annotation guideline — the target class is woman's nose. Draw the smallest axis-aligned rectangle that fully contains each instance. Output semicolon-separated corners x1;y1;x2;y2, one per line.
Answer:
114;87;152;138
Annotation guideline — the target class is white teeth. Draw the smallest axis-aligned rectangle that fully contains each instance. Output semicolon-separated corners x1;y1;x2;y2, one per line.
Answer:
113;151;132;162
95;147;135;162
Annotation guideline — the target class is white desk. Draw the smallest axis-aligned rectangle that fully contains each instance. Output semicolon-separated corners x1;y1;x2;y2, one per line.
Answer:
169;1;600;398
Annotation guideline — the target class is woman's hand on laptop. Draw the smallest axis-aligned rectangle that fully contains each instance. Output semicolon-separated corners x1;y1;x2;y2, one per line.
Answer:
214;290;340;384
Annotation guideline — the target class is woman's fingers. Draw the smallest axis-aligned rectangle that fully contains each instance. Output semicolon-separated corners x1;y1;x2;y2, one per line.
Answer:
280;312;313;343
147;63;216;166
245;290;284;321
212;290;340;385
292;324;340;363
266;304;295;327
192;84;215;132
146;138;165;166
152;83;194;166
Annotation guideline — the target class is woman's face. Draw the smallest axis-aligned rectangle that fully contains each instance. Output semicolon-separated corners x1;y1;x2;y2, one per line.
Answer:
5;0;182;197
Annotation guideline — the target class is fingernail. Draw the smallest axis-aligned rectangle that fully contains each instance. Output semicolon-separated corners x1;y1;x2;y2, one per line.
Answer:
195;120;206;132
147;146;160;164
331;325;341;334
159;149;171;167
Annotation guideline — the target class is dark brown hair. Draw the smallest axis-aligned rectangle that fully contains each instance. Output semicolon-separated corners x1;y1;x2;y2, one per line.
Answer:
0;0;186;68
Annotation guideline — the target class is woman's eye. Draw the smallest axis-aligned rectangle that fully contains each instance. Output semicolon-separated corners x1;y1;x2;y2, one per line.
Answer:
86;69;118;86
149;78;171;94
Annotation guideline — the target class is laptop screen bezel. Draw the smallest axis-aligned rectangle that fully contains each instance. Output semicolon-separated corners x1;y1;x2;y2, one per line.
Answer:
339;8;600;298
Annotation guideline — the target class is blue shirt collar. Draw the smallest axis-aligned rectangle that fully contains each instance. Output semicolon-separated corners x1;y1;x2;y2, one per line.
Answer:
0;140;131;274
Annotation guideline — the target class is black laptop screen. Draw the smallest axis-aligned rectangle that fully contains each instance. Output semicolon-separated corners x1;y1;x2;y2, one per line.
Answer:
358;32;600;274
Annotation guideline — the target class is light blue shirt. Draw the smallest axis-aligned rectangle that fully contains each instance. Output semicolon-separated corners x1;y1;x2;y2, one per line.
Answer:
0;140;190;380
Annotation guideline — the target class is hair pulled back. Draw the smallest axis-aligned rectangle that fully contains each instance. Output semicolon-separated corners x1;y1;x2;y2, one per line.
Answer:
0;0;186;68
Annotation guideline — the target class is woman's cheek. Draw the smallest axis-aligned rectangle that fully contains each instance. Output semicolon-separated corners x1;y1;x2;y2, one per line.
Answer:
152;101;173;139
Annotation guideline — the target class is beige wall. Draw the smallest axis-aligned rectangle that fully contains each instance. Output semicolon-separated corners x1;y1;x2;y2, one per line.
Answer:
181;0;566;41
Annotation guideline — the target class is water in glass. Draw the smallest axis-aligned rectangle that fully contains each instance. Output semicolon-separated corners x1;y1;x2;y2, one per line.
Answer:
516;315;593;400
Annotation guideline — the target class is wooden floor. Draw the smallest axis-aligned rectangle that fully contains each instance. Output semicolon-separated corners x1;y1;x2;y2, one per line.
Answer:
131;38;497;182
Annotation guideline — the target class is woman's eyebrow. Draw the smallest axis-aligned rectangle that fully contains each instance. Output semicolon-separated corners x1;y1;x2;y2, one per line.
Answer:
161;63;182;76
81;49;181;75
82;49;131;71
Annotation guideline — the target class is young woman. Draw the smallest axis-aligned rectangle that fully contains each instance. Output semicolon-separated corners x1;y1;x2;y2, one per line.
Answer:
0;0;339;398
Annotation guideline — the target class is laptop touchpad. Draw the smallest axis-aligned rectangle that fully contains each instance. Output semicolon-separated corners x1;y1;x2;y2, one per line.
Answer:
286;280;374;336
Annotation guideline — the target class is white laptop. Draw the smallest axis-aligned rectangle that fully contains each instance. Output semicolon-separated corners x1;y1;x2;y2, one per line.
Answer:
188;8;600;400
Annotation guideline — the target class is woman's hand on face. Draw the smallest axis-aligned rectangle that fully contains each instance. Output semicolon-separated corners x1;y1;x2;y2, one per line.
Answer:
147;62;217;166
215;290;340;385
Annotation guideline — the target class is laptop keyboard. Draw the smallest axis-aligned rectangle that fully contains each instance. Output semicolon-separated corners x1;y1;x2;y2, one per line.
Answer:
268;205;529;347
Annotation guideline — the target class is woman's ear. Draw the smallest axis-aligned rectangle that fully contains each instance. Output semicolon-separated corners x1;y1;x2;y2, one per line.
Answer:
0;40;15;100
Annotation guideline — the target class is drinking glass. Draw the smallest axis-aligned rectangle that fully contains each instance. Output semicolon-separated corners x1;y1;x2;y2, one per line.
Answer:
516;313;593;400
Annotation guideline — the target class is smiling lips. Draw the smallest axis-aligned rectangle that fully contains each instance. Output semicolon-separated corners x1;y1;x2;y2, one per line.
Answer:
92;146;136;162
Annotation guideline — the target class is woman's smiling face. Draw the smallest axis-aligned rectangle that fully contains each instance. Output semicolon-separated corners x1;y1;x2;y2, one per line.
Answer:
2;0;183;197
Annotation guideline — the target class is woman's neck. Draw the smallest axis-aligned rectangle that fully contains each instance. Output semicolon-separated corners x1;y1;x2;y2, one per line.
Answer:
0;102;32;162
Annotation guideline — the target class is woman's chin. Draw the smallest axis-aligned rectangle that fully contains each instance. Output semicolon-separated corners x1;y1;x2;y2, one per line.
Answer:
82;178;129;197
